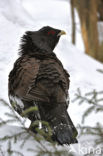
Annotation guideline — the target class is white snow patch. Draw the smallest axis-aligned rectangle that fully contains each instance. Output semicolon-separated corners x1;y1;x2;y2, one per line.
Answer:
9;95;24;109
98;22;103;43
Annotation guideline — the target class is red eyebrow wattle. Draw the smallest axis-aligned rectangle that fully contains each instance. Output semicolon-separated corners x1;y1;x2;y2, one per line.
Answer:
48;30;56;35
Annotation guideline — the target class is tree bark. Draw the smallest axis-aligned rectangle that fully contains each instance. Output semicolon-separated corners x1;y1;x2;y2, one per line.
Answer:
98;0;103;21
71;0;76;44
75;0;99;59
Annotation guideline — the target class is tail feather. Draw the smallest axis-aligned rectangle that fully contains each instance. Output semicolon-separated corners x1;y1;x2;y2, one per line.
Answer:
52;124;78;145
37;101;78;145
67;113;78;138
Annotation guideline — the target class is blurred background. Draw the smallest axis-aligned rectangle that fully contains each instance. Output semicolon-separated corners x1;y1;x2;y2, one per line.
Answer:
0;0;103;155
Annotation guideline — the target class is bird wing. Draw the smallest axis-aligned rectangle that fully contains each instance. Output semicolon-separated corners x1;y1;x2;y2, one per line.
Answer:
9;56;40;99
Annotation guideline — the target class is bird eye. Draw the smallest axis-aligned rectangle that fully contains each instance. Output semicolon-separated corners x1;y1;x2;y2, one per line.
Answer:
48;30;56;35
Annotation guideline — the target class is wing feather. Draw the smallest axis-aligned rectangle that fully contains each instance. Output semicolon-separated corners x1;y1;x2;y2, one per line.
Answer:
9;56;40;99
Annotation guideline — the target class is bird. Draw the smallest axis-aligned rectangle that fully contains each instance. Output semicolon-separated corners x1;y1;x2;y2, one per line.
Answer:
8;26;78;145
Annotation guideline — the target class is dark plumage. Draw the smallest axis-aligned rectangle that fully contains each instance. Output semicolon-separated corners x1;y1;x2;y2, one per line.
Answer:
8;26;78;145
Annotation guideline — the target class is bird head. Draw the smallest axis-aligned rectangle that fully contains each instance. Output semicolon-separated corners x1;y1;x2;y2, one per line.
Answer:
20;26;66;56
27;26;66;51
36;26;66;50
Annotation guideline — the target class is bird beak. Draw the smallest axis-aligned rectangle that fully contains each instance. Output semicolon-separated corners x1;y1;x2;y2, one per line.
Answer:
57;30;66;36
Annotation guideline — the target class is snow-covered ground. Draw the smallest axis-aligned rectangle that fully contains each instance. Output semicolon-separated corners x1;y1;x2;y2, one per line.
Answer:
0;0;103;155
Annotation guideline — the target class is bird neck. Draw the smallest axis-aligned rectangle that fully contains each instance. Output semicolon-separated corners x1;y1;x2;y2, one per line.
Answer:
18;33;63;66
19;33;54;57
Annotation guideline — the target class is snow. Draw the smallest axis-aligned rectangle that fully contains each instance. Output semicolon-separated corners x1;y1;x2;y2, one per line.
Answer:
0;125;40;156
98;22;103;43
0;0;103;155
0;0;34;27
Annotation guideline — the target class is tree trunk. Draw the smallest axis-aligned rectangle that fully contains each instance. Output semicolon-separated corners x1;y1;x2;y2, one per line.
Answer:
71;0;76;44
75;0;99;59
98;0;103;21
